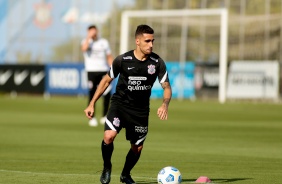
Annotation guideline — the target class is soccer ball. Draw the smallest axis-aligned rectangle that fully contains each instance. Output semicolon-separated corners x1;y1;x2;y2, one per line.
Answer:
157;166;182;184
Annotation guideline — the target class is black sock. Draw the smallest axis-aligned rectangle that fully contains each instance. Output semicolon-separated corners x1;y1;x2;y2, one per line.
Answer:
121;148;141;175
101;140;113;169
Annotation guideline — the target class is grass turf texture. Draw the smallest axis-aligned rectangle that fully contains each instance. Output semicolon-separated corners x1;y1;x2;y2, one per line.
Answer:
0;96;282;184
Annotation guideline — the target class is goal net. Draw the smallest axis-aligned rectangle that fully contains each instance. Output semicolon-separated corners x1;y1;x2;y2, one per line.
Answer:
120;9;228;103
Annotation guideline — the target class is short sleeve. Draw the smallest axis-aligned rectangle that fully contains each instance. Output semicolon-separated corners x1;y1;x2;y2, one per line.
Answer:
104;40;112;55
107;55;122;79
158;58;169;83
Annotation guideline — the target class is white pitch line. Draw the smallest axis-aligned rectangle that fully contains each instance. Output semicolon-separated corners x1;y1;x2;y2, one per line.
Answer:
0;169;219;183
0;169;155;180
0;169;92;176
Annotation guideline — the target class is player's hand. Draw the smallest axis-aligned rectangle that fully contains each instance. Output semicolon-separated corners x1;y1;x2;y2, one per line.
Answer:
87;29;94;39
84;106;94;119
157;104;168;120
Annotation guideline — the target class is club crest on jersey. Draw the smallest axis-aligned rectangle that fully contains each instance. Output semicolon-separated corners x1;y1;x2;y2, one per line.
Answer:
113;117;120;127
147;64;156;75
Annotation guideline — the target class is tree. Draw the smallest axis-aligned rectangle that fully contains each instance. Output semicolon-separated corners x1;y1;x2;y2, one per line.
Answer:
51;37;83;63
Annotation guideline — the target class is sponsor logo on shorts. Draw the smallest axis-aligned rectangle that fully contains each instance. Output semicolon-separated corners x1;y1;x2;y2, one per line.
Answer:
135;126;148;133
113;117;120;127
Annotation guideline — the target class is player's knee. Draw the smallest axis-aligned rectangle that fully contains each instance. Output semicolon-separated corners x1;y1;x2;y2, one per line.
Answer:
103;135;115;144
103;131;116;144
103;138;114;144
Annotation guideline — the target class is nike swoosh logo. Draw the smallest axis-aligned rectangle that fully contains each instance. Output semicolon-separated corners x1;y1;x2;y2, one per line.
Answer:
30;71;45;86
14;70;29;85
128;67;135;70
0;70;12;85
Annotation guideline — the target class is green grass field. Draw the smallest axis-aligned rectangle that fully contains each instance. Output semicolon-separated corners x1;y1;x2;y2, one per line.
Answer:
0;95;282;184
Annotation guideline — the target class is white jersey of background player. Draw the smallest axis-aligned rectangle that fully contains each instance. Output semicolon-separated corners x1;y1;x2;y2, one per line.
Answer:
81;25;113;127
82;37;111;72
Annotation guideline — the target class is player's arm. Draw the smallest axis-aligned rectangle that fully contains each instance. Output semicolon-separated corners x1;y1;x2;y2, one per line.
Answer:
157;81;172;120
84;74;113;119
105;40;113;66
81;31;93;51
107;54;113;66
81;38;91;52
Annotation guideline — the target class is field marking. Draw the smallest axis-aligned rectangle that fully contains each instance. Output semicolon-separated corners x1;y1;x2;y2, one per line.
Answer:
1;159;279;164
0;169;219;183
0;169;155;180
0;169;92;176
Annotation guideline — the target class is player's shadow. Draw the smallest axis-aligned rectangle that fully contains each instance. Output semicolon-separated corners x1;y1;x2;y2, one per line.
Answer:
182;177;252;183
136;178;252;184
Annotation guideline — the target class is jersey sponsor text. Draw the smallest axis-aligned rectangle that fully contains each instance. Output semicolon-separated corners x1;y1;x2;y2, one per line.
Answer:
128;76;147;80
123;56;133;60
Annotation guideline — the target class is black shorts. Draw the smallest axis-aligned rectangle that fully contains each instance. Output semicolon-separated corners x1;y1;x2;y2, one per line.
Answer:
105;101;149;145
87;71;107;90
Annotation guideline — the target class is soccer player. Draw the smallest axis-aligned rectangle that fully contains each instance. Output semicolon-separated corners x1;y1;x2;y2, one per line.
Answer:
81;25;113;127
84;24;172;184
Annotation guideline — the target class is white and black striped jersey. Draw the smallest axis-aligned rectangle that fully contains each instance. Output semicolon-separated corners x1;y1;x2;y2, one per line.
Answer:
108;50;169;109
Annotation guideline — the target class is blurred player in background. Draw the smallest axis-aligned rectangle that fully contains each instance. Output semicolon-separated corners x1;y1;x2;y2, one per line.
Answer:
84;24;172;184
81;25;113;127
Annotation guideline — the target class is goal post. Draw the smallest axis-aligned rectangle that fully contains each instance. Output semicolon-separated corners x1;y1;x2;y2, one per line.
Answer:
120;9;228;103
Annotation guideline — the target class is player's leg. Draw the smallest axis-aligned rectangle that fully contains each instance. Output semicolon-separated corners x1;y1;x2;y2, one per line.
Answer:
87;72;95;104
100;77;111;124
100;130;117;184
100;130;117;181
91;72;109;125
103;91;111;116
121;115;148;184
102;130;117;168
87;72;98;126
100;104;122;184
120;144;143;184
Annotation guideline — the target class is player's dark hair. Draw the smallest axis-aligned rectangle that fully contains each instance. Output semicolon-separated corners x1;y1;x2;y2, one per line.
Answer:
88;25;97;30
135;24;154;38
